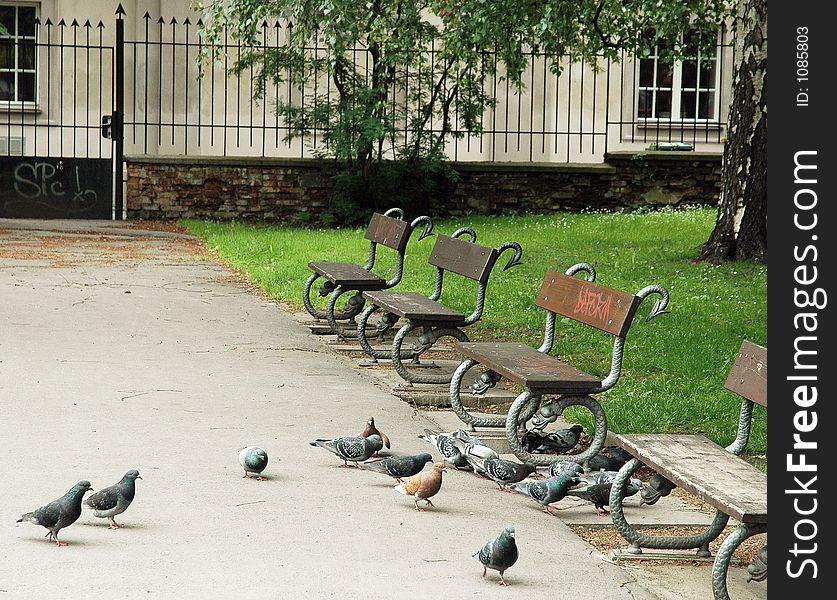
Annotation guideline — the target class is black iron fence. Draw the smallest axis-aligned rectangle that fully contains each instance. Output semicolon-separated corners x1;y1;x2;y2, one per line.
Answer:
1;7;732;165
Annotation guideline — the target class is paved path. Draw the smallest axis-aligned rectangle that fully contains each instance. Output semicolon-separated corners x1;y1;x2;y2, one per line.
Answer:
0;220;765;599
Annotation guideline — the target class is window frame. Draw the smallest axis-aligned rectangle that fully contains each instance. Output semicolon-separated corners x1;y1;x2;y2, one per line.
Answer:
635;29;723;126
0;2;39;108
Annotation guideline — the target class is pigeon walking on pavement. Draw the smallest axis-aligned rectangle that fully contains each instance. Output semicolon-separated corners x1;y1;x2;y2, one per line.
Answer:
546;459;584;478
566;478;643;516
84;470;142;529
394;461;446;511
310;434;383;467
418;429;468;469
359;417;391;456
17;480;94;546
509;471;580;516
357;453;433;482
239;447;269;480
475;525;519;586
464;453;537;492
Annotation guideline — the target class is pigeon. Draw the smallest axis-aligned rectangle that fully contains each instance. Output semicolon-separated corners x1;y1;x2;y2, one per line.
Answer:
521;424;584;454
464;453;537;492
17;480;94;545
451;429;488;447
585;445;634;472
83;470;142;529
509;472;580;515
418;429;468;469
475;524;519;586
394;461;446;511
357;453;433;482
310;434;383;467
453;436;499;464
565;478;643;516
239;446;269;480
576;470;620;486
546;459;584;478
359;417;391;455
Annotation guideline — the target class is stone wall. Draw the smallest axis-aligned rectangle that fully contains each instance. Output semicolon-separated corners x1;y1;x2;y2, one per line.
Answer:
125;151;722;221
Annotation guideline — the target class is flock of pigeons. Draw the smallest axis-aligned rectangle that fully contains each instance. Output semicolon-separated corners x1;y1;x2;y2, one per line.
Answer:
15;415;645;587
305;416;645;586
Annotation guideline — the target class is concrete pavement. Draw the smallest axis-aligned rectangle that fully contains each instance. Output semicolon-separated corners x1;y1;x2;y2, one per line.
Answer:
0;220;766;599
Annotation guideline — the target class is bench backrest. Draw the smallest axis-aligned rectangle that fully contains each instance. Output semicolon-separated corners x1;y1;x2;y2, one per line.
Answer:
364;212;412;253
428;234;499;285
535;270;641;337
724;340;767;407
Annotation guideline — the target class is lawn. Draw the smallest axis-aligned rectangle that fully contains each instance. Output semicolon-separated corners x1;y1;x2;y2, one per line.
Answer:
182;207;767;459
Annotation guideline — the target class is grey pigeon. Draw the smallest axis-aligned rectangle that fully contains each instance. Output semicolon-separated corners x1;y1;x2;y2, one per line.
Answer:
84;470;142;529
566;478;642;516
464;453;537;492
521;424;584;454
509;472;580;515
418;429;468;469
310;434;383;467
475;524;519;586
451;429;487;447
585;445;634;472
17;480;94;545
546;459;584;478
239;446;269;480
453;437;499;465
357;453;433;482
577;470;620;486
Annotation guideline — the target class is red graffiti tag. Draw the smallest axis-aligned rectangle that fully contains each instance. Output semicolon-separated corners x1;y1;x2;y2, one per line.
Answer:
573;288;612;323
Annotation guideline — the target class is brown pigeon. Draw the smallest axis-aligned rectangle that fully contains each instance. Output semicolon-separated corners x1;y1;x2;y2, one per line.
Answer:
394;461;446;511
359;417;391;455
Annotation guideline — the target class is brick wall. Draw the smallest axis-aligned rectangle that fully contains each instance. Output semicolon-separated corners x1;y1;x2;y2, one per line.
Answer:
125;152;722;221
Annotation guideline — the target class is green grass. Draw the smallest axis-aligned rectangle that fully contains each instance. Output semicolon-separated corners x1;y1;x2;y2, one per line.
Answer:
182;207;767;457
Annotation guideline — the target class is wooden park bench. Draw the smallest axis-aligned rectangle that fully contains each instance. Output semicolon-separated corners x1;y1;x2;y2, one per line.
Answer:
353;228;522;385
447;264;670;466
607;340;767;600
302;208;433;336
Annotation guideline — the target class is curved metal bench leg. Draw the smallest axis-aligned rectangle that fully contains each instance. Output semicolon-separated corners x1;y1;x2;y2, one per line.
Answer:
357;307;424;362
325;287;365;337
610;458;731;555
391;324;469;384
303;273;329;320
712;524;767;600
449;358;507;428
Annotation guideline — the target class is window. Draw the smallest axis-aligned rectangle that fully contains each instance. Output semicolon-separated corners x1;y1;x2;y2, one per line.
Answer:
0;4;37;103
637;31;719;122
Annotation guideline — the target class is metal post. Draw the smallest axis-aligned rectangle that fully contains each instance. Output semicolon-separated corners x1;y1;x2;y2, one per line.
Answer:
114;5;125;219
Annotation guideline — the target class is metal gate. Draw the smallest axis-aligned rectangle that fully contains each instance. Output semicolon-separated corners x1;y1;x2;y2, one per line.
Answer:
0;6;122;219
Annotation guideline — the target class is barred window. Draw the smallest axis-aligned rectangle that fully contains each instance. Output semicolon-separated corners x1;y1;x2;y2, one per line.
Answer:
637;30;719;122
0;4;37;102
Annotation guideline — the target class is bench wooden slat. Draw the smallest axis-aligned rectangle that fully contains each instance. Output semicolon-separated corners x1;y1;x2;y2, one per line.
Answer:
535;271;641;337
455;341;601;391
308;261;387;288
428;235;499;284
611;433;768;524
362;291;465;322
363;213;411;252
724;340;767;407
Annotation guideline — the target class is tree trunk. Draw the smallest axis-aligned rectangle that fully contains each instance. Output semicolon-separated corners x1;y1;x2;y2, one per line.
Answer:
699;0;767;263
